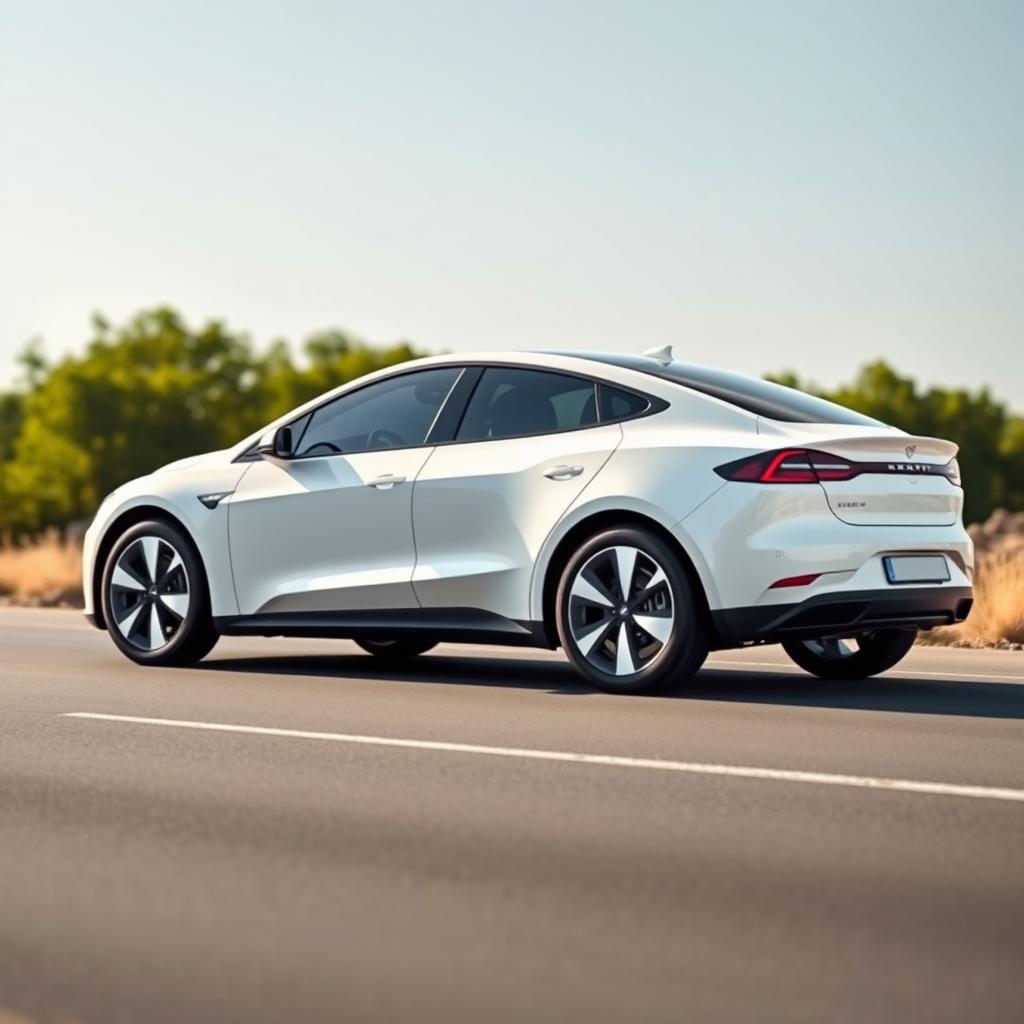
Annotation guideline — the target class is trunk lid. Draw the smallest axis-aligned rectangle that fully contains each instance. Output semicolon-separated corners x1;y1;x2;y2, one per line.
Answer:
760;423;962;526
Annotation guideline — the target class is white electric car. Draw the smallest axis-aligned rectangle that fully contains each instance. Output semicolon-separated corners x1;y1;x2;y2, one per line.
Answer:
82;349;973;693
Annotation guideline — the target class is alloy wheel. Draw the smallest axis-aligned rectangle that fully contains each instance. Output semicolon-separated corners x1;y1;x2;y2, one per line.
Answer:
567;545;675;676
109;535;190;651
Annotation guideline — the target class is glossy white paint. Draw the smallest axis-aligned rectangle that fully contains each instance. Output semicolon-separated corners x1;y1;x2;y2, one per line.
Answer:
83;350;974;649
675;481;972;612
82;455;249;620
228;447;434;614
412;424;622;621
756;422;962;527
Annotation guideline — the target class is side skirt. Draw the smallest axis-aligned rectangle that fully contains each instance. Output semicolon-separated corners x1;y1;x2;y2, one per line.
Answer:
213;607;553;649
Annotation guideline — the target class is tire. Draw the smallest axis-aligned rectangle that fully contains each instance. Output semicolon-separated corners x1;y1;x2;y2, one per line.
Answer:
354;638;438;659
781;629;917;680
100;519;219;666
555;526;708;694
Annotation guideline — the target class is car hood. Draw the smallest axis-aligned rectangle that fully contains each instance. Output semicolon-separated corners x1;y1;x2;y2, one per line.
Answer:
157;448;234;474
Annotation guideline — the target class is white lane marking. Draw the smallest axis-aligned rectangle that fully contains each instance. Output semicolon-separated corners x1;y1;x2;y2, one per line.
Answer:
63;713;1024;804
708;658;1024;682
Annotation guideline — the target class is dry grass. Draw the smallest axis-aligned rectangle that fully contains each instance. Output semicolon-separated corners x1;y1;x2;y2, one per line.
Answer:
920;551;1024;648
0;530;83;605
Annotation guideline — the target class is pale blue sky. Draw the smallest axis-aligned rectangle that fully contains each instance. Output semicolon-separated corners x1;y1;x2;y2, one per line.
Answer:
1;1;1021;400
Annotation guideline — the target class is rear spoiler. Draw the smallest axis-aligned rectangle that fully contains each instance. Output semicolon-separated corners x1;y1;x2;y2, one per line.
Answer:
807;434;958;464
755;422;959;464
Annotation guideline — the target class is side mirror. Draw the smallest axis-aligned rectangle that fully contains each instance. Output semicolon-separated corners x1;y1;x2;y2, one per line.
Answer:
258;425;294;459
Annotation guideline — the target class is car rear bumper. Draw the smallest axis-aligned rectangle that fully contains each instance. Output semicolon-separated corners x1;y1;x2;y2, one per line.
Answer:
711;586;974;647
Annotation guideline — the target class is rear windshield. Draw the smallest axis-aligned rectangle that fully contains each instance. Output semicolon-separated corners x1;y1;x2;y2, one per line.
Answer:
576;354;884;426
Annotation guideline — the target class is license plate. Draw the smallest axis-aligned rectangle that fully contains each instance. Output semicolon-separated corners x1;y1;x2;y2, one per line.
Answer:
883;555;951;585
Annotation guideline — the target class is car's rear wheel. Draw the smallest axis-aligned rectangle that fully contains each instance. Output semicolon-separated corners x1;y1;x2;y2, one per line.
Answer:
556;526;708;694
354;638;438;658
101;519;219;666
781;629;917;679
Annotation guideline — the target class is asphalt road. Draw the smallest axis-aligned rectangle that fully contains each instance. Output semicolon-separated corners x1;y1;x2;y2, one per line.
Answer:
2;608;1023;1024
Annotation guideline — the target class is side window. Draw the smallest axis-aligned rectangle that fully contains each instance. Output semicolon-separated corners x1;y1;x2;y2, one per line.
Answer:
456;368;597;442
295;367;461;457
599;384;650;422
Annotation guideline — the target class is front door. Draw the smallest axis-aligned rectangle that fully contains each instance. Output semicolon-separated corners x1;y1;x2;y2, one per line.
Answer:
228;366;462;616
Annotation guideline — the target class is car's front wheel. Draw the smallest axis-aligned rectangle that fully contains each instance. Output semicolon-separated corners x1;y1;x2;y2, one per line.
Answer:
556;526;708;694
781;629;917;679
100;519;219;666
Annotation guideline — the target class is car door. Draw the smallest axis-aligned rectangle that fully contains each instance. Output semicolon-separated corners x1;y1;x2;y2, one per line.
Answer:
411;366;623;624
228;366;462;616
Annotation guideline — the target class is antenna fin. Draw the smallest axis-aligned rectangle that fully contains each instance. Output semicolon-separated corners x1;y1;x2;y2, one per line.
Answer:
642;344;673;366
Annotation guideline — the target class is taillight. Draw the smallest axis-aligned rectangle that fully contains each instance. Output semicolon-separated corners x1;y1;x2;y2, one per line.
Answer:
715;449;962;485
715;449;855;483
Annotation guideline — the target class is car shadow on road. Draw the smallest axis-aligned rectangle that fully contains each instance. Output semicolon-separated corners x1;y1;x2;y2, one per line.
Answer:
201;652;1024;720
203;653;592;696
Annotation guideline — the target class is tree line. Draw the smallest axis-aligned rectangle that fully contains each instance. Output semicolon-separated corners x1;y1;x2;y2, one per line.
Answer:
0;307;1020;536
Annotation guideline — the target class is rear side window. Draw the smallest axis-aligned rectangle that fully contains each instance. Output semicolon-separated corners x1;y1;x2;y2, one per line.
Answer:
663;365;882;426
599;385;650;422
456;368;597;442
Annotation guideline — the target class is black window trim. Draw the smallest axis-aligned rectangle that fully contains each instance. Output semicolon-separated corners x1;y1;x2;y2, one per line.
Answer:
425;365;483;445
596;382;656;424
233;360;665;462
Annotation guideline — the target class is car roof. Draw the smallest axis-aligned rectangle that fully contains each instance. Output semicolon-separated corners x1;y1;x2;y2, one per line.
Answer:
416;350;881;427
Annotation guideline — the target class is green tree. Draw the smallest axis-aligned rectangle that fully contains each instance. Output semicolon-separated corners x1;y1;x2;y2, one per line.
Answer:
998;416;1024;512
0;392;23;462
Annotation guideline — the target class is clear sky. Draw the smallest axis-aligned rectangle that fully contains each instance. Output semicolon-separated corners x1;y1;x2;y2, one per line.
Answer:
1;1;1021;401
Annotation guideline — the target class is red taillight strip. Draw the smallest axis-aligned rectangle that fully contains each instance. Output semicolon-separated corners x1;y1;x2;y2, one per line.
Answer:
761;449;816;483
715;449;961;485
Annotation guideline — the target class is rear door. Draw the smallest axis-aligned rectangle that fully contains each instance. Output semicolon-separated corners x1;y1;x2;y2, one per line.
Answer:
411;366;622;624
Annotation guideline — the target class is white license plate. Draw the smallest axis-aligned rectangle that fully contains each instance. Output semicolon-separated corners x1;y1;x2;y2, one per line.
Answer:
883;555;951;585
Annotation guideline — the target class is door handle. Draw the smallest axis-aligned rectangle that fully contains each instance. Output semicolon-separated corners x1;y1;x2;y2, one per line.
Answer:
367;474;406;490
543;464;585;481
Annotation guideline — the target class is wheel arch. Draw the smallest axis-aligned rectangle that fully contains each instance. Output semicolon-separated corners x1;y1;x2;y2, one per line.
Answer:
91;505;202;630
538;509;713;649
